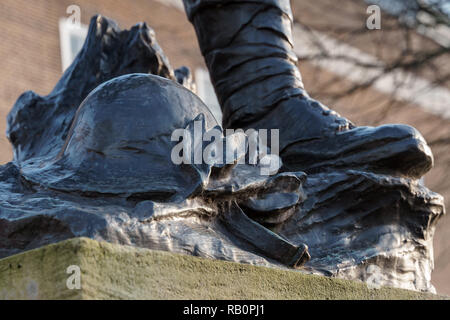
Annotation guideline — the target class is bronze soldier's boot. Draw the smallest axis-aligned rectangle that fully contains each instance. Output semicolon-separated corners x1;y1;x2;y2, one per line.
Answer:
182;0;433;178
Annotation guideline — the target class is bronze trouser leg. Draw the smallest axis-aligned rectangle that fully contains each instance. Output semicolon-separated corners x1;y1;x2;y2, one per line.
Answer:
183;0;305;129
182;0;352;154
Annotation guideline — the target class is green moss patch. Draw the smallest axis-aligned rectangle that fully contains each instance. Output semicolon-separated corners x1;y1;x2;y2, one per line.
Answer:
0;238;445;300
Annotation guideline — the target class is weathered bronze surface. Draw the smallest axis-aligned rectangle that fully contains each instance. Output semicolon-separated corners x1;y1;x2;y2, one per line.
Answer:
0;0;445;293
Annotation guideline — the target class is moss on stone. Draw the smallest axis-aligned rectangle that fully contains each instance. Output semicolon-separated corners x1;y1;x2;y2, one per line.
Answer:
0;238;446;300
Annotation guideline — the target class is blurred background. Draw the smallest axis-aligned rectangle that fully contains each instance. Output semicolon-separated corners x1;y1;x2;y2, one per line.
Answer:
0;0;449;294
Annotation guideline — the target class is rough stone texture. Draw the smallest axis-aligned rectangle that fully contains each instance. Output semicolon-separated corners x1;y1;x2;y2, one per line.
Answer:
0;238;445;300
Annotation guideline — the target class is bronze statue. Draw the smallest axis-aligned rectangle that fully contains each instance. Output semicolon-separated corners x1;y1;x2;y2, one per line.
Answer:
0;1;444;292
